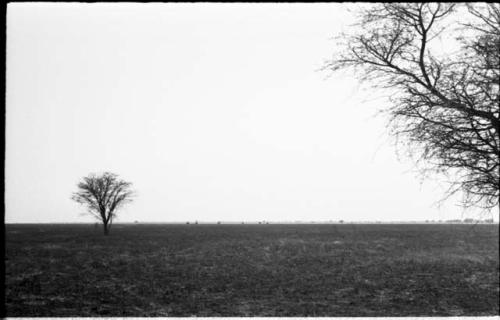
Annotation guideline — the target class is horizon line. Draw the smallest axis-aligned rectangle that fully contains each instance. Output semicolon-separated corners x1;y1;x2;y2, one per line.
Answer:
5;220;498;225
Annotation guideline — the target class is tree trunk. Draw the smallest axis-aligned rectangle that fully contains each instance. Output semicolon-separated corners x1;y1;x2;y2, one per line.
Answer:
103;223;109;235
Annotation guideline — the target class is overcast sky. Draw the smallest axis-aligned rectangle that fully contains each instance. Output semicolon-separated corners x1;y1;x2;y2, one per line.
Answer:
6;3;497;223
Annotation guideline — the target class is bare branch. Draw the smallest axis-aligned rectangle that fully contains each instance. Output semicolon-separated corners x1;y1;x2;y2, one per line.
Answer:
324;3;500;211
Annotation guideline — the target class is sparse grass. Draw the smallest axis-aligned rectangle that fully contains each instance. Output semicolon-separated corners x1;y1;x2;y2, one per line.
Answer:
4;223;499;316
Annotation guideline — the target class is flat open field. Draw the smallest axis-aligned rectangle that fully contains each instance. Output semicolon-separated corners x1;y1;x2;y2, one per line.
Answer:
4;223;499;316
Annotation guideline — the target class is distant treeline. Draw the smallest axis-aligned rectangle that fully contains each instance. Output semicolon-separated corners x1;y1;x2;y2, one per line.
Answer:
425;219;496;224
128;219;497;224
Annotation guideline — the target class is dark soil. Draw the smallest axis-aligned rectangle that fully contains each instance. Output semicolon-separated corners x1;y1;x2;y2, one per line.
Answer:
4;223;499;316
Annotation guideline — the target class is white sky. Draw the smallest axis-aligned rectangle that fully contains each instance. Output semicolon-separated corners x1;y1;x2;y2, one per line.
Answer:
6;3;498;223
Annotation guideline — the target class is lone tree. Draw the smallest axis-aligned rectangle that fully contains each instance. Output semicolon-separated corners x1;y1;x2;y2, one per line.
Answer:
325;3;499;211
72;172;134;235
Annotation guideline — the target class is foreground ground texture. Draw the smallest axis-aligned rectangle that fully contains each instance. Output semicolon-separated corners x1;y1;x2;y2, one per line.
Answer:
5;223;499;316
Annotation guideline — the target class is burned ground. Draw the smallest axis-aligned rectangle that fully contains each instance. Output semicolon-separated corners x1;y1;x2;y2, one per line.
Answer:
4;223;499;316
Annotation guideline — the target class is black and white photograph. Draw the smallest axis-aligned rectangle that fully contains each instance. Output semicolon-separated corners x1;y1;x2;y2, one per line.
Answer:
4;2;500;317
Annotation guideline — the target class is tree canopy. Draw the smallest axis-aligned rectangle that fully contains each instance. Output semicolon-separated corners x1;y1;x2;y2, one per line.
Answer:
325;3;499;210
72;172;134;235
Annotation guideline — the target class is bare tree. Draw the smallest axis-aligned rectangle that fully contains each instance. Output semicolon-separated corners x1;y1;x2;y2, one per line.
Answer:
72;172;135;235
324;3;499;211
